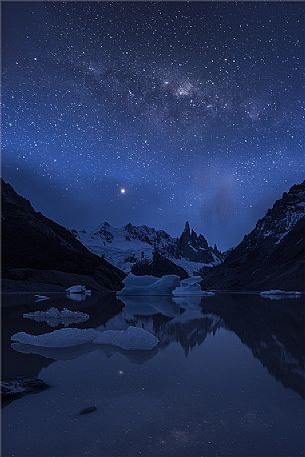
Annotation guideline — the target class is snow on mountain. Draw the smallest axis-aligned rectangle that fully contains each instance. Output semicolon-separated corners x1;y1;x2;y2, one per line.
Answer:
203;180;305;291
254;184;305;245
72;221;223;275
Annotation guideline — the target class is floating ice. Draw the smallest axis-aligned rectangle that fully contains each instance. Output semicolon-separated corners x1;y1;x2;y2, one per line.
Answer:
11;326;159;351
172;276;215;296
23;308;90;327
117;274;180;296
12;328;97;348
260;290;302;298
67;293;87;302
172;295;202;307
66;285;91;295
34;295;50;303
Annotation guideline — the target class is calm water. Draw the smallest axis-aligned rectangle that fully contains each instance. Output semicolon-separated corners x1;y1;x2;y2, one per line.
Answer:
2;292;305;457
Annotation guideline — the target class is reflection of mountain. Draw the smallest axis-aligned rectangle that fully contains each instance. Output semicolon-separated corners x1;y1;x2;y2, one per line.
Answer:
118;295;305;397
203;295;305;399
162;312;222;356
8;293;305;400
117;295;223;355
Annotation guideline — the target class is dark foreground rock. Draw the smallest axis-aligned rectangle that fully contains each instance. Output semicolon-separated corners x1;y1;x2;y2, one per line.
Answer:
79;406;97;415
1;377;49;402
203;181;305;291
2;179;125;292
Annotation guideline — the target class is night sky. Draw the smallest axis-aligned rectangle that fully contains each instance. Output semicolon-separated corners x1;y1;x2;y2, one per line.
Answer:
2;2;305;249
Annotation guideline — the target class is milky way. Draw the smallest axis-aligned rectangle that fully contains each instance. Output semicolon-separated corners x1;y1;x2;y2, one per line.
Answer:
2;2;305;249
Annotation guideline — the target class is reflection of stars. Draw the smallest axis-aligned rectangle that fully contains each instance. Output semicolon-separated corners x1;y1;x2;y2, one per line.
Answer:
120;188;126;194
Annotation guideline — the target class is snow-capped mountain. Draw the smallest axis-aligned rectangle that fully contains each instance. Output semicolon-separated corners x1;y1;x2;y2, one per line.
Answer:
72;221;223;275
203;181;305;290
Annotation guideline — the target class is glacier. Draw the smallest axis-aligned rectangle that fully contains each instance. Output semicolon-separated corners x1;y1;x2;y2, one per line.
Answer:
72;221;223;275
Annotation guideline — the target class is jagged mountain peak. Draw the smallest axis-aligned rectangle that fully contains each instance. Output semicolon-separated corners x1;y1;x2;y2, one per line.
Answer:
74;220;223;275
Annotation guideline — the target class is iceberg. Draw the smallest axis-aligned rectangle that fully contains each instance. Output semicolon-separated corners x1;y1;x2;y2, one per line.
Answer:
172;276;215;296
12;328;97;348
260;290;302;297
172;295;202;307
11;326;159;351
66;285;91;295
67;293;87;302
23;308;90;327
117;274;180;296
34;295;50;303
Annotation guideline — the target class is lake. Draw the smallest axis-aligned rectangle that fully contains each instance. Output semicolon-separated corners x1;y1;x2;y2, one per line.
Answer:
2;292;305;457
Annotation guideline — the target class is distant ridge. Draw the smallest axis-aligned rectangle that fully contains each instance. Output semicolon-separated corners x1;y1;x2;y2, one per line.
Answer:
73;220;223;276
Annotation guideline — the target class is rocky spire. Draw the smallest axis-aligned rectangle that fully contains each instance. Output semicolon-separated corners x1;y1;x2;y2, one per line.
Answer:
184;221;191;236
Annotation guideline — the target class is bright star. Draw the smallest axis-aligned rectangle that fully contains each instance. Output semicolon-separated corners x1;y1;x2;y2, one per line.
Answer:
120;188;126;194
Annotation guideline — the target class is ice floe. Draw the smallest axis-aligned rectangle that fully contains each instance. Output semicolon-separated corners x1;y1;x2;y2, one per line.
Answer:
23;307;90;327
172;276;215;296
260;290;302;298
117;274;180;296
66;285;91;295
11;326;159;351
34;295;50;303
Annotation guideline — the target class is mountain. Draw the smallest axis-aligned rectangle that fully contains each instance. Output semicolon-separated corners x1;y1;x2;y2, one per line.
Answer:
1;180;125;292
73;221;223;275
203;181;305;291
131;249;189;279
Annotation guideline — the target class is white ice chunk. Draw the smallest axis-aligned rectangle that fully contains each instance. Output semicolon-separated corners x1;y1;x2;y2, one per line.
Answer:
66;285;91;295
172;296;202;307
180;276;202;286
12;328;97;348
23;308;90;327
66;293;87;302
172;276;215;296
123;274;158;287
11;326;159;351
117;274;180;296
260;290;302;297
34;295;50;303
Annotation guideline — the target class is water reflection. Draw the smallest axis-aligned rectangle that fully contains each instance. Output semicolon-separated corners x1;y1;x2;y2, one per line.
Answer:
5;292;305;399
2;292;305;457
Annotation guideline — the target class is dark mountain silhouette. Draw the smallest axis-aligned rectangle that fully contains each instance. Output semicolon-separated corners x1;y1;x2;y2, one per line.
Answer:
203;181;305;291
2;179;125;292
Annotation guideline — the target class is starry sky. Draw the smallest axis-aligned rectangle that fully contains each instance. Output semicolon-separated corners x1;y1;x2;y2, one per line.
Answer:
2;1;305;250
